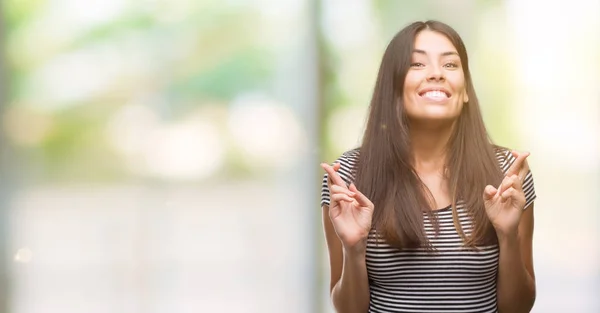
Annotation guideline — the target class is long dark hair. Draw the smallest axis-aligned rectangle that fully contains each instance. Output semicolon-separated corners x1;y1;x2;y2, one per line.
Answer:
354;20;503;249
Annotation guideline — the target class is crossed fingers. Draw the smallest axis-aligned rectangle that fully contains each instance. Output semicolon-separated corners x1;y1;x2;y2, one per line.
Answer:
506;150;530;183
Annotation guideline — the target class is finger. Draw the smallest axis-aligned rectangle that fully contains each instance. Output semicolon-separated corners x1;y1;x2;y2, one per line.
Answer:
329;163;342;185
500;187;518;203
324;163;346;200
325;171;333;193
330;184;354;197
321;162;346;187
483;185;497;201
511;151;531;182
325;167;334;190
349;183;373;208
496;174;518;196
499;174;522;192
331;193;354;203
333;162;341;171
506;150;530;177
326;162;341;179
518;160;530;183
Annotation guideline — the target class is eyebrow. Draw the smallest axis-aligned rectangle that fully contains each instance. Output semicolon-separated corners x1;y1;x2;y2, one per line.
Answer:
413;49;458;56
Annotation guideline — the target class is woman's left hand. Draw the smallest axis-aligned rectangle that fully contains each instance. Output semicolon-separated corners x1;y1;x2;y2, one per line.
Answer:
483;151;530;238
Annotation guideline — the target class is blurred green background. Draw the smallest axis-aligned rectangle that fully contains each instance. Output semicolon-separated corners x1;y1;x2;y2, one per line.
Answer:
0;0;598;312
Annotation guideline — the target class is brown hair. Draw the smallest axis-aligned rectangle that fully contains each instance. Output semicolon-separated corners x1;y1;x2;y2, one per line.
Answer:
354;20;503;249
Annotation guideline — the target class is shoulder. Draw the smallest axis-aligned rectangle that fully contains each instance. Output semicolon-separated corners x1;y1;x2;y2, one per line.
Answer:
493;145;516;174
338;147;360;164
330;147;360;186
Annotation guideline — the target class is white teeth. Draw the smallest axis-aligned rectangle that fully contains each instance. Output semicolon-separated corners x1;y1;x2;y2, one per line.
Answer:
423;90;448;98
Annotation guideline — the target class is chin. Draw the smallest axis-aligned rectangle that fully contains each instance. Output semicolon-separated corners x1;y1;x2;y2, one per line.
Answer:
407;113;460;126
411;110;460;121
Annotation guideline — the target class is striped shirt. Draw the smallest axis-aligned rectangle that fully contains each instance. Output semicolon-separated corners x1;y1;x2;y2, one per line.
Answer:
320;147;536;313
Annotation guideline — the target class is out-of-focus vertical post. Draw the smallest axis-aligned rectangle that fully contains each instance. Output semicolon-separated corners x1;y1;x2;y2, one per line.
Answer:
0;3;12;312
308;0;326;311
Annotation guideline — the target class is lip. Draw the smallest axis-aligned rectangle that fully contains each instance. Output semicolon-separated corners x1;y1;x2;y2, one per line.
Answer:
418;87;452;97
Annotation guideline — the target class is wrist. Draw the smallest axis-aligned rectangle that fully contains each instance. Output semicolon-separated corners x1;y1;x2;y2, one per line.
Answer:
343;240;367;258
496;230;519;245
342;248;367;269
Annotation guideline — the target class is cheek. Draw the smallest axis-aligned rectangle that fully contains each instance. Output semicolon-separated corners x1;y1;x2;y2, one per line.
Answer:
454;75;468;102
403;71;422;91
403;75;421;101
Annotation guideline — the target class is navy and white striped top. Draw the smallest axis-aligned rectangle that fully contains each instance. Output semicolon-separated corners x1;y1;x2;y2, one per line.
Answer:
321;147;536;313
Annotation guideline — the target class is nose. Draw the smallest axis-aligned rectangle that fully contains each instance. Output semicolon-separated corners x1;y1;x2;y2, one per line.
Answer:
426;66;444;82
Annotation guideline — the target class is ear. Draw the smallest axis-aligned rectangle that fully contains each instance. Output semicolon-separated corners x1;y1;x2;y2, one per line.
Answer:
462;89;469;104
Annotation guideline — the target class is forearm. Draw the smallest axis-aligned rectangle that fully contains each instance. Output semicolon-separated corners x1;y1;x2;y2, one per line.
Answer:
496;234;536;313
331;249;370;313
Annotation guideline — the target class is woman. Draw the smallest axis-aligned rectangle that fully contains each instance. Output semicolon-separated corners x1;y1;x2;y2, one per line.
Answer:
320;20;537;313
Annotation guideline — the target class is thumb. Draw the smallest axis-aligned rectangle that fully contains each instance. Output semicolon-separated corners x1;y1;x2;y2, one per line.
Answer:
483;185;497;201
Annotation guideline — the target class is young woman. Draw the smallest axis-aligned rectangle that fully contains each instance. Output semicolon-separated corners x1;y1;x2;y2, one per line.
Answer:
320;20;537;313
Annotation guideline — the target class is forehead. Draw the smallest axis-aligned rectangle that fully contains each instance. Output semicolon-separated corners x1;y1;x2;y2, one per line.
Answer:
413;30;457;55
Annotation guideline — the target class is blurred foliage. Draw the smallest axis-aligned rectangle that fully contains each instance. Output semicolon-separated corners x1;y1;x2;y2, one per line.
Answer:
169;48;272;101
3;1;275;182
318;36;349;162
3;0;45;29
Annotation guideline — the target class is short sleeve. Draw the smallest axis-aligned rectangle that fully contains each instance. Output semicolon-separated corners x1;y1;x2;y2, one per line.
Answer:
500;149;537;210
320;149;359;208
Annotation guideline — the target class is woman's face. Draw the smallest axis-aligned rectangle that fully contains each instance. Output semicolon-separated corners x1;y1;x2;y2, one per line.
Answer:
402;30;469;125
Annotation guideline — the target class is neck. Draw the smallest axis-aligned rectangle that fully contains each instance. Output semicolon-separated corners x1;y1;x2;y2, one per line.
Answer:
409;122;455;173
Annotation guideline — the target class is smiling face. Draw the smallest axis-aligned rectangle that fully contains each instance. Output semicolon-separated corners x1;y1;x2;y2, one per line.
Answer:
402;30;469;125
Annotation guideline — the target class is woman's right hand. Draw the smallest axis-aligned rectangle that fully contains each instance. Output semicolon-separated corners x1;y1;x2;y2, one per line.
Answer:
321;162;375;253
